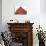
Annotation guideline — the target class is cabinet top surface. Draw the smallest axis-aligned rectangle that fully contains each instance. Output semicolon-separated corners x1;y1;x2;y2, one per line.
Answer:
7;23;34;25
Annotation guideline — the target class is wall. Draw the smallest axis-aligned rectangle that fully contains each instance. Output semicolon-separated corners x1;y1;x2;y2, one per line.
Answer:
2;0;46;46
40;0;46;31
40;0;46;13
0;0;2;32
2;0;40;31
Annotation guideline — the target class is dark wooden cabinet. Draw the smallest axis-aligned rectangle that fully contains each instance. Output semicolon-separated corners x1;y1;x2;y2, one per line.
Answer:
7;23;34;46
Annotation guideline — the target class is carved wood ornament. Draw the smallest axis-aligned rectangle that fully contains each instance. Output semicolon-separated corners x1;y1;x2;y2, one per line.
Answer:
15;7;27;15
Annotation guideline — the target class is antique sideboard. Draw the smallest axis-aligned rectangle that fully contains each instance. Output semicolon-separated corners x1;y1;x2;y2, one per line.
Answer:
7;23;34;46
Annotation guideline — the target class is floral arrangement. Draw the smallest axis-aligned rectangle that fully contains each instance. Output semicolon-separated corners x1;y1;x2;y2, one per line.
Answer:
36;25;45;42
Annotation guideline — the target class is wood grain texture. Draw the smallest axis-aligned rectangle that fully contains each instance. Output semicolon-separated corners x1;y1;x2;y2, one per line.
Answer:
7;23;34;46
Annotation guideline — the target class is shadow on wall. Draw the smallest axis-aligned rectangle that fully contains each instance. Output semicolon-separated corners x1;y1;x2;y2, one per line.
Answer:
0;0;2;32
40;0;46;13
